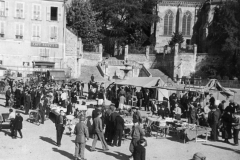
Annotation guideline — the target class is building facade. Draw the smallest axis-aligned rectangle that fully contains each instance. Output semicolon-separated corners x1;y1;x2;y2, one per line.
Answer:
155;0;204;53
0;0;66;77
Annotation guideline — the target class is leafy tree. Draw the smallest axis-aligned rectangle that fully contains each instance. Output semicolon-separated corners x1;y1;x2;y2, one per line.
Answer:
91;0;159;46
168;32;184;46
207;0;240;78
66;0;102;45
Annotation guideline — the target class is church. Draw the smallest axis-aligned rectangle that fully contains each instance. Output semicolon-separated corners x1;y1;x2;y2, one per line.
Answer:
154;0;223;53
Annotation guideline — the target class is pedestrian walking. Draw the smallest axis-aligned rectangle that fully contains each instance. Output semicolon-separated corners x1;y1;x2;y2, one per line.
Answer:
74;116;89;160
91;111;109;151
14;113;23;138
55;110;66;147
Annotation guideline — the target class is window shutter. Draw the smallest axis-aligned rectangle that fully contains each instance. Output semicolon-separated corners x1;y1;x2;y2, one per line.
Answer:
38;5;41;20
54;26;58;41
24;3;26;19
37;25;40;41
0;22;4;34
5;1;8;17
46;6;50;21
15;3;17;17
16;23;19;35
58;6;61;21
20;24;23;36
32;24;36;40
32;4;35;19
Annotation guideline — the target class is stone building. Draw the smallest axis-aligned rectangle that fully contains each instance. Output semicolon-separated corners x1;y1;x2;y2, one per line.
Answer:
154;0;224;53
0;0;70;78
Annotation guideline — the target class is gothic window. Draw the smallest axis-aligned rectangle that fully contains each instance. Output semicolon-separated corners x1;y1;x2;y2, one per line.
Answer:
182;11;192;36
164;10;173;35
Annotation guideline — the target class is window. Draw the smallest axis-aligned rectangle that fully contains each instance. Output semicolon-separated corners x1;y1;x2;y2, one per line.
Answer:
50;26;58;42
32;4;41;20
164;10;174;35
32;24;41;41
16;2;24;18
50;7;58;21
182;11;192;36
40;48;50;61
15;23;24;39
0;21;4;37
0;1;4;16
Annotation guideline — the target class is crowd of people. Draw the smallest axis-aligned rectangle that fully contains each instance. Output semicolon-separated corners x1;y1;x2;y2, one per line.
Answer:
2;75;148;160
106;83;240;146
1;73;240;160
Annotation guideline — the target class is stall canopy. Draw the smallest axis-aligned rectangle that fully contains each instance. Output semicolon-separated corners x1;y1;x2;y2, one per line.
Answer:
116;77;165;88
203;79;235;96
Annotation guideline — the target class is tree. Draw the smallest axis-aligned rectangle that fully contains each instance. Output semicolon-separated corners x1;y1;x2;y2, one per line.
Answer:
91;0;159;46
168;32;184;46
207;0;240;78
66;0;101;45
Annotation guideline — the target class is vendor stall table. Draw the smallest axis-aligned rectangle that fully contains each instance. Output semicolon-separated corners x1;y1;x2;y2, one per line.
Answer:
50;104;67;116
176;126;211;143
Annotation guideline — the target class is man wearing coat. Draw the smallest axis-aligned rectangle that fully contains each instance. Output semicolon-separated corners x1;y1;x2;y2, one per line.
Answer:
143;89;150;111
24;91;31;115
113;113;125;147
5;87;11;107
74;116;89;160
91;111;109;151
55;110;66;147
208;105;220;141
14;113;23;138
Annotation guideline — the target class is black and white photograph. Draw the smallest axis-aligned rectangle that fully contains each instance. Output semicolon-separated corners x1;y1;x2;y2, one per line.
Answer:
0;0;239;160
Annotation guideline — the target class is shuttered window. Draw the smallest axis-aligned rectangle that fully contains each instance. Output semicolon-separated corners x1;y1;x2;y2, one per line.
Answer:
182;11;192;36
40;48;50;61
164;10;173;35
0;1;4;16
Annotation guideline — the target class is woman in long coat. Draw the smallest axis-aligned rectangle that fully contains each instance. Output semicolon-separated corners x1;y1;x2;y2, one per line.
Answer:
14;113;23;138
221;109;232;143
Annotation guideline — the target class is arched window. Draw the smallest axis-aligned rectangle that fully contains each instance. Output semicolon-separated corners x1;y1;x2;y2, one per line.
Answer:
164;10;173;35
182;11;192;36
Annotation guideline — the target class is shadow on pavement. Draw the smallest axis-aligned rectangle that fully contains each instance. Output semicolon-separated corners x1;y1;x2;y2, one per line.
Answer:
39;136;56;146
98;150;129;160
202;143;240;154
85;144;101;151
52;147;74;159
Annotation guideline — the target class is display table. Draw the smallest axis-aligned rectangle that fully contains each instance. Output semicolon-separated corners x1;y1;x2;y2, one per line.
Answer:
50;104;67;116
176;126;211;143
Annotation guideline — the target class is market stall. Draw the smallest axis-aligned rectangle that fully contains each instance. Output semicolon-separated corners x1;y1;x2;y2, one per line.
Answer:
116;77;168;105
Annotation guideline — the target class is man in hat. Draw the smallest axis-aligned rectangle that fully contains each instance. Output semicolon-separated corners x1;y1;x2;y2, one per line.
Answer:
129;119;145;159
108;105;119;145
113;111;125;147
209;94;215;107
143;89;150;111
218;100;226;115
74;116;89;160
24;91;31;115
55;110;66;147
91;111;109;151
132;107;142;124
232;107;240;146
5;87;11;107
208;105;220;141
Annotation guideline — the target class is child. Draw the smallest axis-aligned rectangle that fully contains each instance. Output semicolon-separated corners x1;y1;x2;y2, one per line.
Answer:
133;138;147;160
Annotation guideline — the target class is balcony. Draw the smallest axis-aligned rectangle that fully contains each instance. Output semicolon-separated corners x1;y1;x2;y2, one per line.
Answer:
0;33;4;38
16;35;23;39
